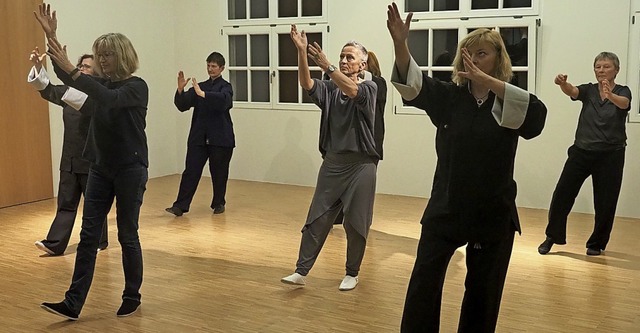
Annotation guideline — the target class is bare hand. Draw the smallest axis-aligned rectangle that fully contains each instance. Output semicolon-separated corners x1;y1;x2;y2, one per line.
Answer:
177;71;190;91
29;46;47;71
290;24;308;51
34;2;57;38
192;78;205;98
601;79;611;98
457;47;490;82
307;42;330;69
46;37;75;74
386;2;413;44
554;74;568;85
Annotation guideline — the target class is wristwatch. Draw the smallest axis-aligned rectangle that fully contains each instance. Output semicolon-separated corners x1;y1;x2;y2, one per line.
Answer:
327;65;337;74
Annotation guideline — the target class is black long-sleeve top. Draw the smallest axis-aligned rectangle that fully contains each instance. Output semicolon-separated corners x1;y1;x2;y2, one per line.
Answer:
55;64;149;169
174;76;235;147
39;83;92;173
392;58;547;242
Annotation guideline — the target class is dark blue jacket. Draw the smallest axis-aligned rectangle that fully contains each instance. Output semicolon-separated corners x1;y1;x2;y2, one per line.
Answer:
174;77;235;147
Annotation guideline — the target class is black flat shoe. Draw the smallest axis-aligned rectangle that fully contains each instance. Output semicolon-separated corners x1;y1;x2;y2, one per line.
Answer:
165;206;184;217
538;238;554;255
117;299;141;317
41;301;78;321
586;248;602;256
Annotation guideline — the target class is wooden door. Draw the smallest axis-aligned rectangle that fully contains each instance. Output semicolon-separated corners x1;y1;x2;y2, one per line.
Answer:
0;0;53;208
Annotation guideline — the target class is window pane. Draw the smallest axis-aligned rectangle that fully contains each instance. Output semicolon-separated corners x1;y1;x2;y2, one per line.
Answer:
432;29;457;66
230;70;248;102
278;33;297;66
302;71;322;103
250;34;269;66
229;35;248;66
279;70;298;103
306;32;322;51
434;0;458;11
405;0;430;12
472;0;498;9
408;30;429;66
228;0;246;19
278;0;297;17
279;32;322;67
250;0;268;18
432;71;453;82
501;27;528;66
251;71;270;102
511;71;527;90
504;0;532;8
302;0;322;16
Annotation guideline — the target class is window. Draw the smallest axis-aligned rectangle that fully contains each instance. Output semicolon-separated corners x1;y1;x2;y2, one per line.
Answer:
627;12;640;123
403;0;537;19
395;0;539;115
227;0;324;24
224;24;327;110
224;0;327;110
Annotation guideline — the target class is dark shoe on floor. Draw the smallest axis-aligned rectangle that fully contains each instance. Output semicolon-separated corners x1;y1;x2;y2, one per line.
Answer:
117;299;141;317
586;248;602;256
538;238;554;255
35;241;60;256
165;206;183;217
41;301;78;321
213;204;225;214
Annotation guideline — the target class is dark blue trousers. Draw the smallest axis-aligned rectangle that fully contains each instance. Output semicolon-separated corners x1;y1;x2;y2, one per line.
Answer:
173;145;233;211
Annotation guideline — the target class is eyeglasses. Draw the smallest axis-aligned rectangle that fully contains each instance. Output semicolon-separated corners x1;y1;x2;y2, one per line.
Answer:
96;51;115;59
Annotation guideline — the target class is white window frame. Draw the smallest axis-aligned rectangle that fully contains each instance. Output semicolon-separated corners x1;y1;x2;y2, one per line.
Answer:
223;24;329;111
394;16;539;115
403;0;539;20
225;0;327;26
627;12;640;123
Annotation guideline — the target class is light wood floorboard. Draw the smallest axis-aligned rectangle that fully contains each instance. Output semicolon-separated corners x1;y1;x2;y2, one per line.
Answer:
1;175;639;332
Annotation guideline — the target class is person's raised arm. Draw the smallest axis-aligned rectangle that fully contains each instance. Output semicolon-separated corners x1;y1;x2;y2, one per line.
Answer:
34;2;57;39
554;74;579;99
459;47;506;99
176;71;190;94
602;79;630;110
46;35;81;80
291;24;313;91
387;2;413;82
29;46;47;73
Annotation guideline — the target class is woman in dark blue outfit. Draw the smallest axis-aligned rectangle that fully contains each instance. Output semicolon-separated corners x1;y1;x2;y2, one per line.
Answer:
36;3;149;320
387;3;547;332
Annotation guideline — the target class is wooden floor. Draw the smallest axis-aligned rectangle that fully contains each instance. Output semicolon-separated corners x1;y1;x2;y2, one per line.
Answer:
1;175;640;332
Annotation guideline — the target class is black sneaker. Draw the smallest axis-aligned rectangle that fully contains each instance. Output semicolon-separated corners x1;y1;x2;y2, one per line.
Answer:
41;301;78;321
117;299;141;317
538;238;554;255
213;204;225;214
165;206;184;217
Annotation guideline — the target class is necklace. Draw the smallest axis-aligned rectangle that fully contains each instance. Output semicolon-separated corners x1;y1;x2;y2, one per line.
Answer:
468;84;489;106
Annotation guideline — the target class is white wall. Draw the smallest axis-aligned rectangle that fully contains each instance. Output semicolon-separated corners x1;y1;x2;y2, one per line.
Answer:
44;0;640;218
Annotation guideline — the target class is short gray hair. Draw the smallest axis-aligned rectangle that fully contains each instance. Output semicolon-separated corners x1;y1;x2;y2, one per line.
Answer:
593;52;620;71
343;40;368;62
